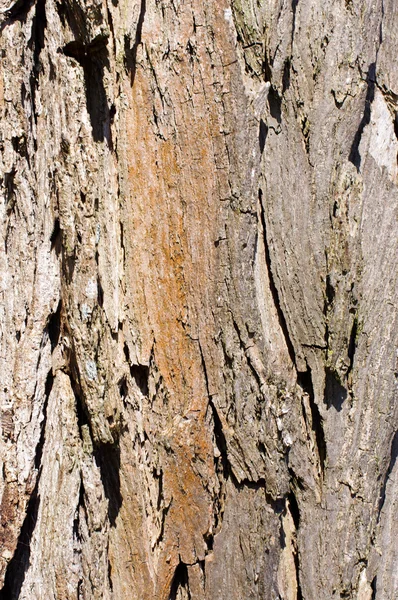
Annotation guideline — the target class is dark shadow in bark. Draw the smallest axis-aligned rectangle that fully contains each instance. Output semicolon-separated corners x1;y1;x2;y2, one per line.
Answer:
63;37;110;143
268;86;282;123
24;0;47;131
297;367;326;473
0;0;35;33
169;562;189;600
38;371;53;469
262;46;272;84
282;58;291;92
95;443;122;527
124;0;146;86
325;273;335;306
324;369;347;412
209;398;229;481
11;134;28;159
4;168;16;213
347;316;358;377
259;119;268;154
50;218;62;255
56;0;88;38
0;368;51;599
123;342;150;396
58;0;109;141
47;300;62;351
280;492;303;600
118;375;128;402
0;483;40;599
292;0;299;42
129;364;149;396
377;429;398;519
288;490;300;529
349;63;376;170
371;576;377;599
258;189;296;366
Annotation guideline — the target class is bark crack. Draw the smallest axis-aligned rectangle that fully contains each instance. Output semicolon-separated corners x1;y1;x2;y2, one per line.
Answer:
297;367;326;476
124;0;146;86
349;62;376;170
0;368;52;599
258;188;296;366
377;429;398;522
169;561;191;600
63;33;110;142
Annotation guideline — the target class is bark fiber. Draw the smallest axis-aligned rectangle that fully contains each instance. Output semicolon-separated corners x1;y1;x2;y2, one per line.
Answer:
0;0;397;598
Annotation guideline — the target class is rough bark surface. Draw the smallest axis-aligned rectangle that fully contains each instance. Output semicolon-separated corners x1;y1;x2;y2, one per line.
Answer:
0;0;397;598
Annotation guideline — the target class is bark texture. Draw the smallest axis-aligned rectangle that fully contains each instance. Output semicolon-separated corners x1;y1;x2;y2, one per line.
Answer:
0;0;397;598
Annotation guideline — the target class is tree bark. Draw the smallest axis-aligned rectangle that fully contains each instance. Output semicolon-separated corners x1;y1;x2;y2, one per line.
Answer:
0;0;397;598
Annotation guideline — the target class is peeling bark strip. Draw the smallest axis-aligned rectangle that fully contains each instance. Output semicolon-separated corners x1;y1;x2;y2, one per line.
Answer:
1;0;398;599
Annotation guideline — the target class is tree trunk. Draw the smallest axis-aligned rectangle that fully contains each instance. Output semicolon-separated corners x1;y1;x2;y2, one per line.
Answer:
0;0;397;598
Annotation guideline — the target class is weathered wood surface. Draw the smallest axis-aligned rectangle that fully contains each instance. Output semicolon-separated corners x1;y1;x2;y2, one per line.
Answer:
0;1;397;598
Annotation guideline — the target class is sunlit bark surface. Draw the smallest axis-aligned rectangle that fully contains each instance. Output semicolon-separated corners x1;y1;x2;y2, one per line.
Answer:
0;1;397;598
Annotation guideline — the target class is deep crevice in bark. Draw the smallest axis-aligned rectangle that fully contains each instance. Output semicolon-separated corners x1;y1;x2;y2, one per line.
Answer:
0;480;40;599
4;168;16;213
118;374;128;403
262;45;272;83
208;397;229;483
124;0;146;86
129;364;149;397
169;562;190;600
123;342;150;396
0;368;51;598
268;86;282;123
108;557;114;592
371;575;377;599
68;349;91;439
56;0;88;38
301;115;310;155
50;217;61;254
259;119;268;154
200;340;229;535
258;188;296;366
153;471;171;549
294;544;303;600
28;0;47;126
73;476;85;544
97;276;104;307
291;0;299;44
63;34;110;142
280;493;303;600
288;490;300;530
0;0;35;32
282;58;291;92
95;442;122;527
349;62;376;170
346;315;358;378
37;371;53;471
74;385;90;438
11;134;28;159
297;367;326;474
47;300;62;351
324;369;347;412
377;428;398;520
72;476;85;594
324;271;334;347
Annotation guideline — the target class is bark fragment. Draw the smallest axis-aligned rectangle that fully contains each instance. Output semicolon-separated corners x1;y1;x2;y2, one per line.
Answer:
0;0;397;598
